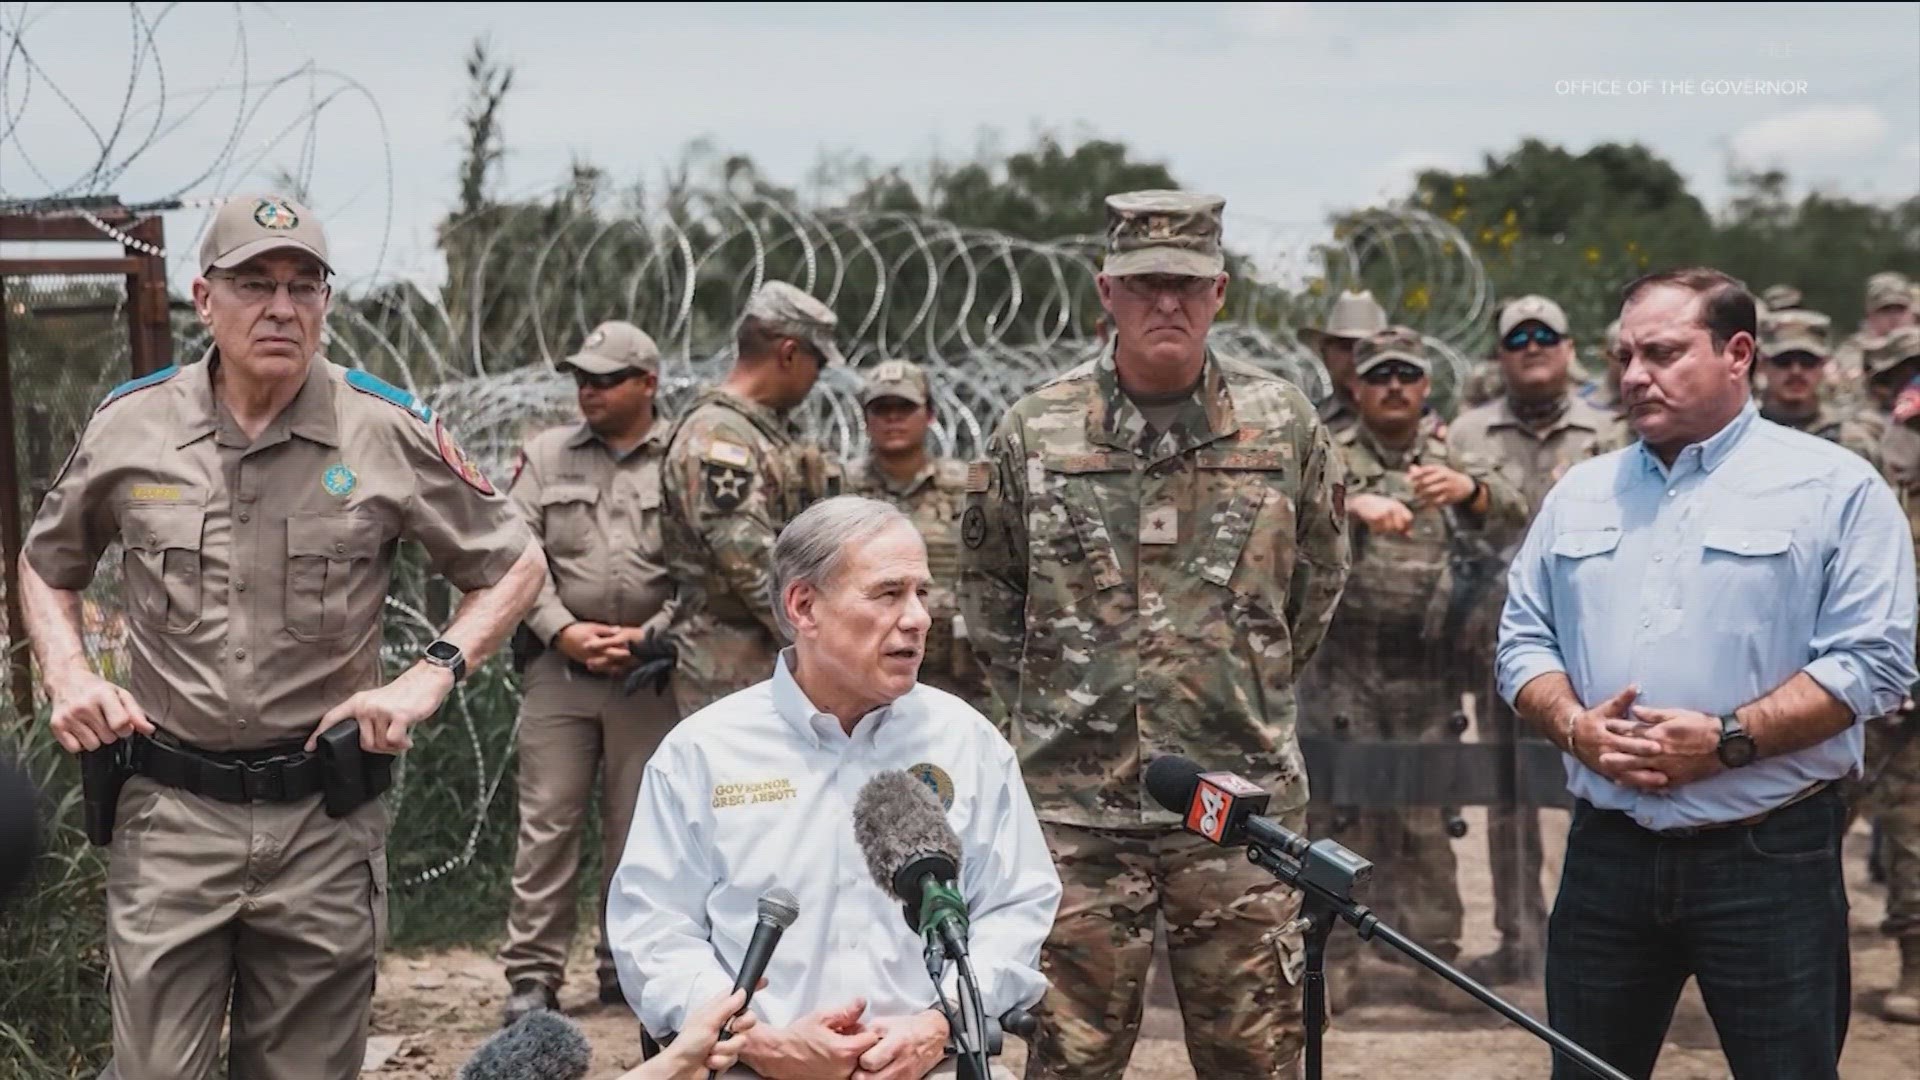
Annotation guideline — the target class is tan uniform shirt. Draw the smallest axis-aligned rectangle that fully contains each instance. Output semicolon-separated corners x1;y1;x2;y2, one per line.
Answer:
510;420;674;646
23;353;528;752
1448;394;1622;528
842;455;981;696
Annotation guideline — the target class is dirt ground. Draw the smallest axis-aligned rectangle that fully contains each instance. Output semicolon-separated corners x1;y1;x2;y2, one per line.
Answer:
366;810;1919;1079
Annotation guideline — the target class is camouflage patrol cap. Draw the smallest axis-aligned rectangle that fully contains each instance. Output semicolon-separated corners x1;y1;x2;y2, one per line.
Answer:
1768;307;1832;338
860;358;931;407
199;194;331;275
1102;190;1226;278
742;281;845;366
1497;295;1570;337
1353;327;1432;376
1762;322;1830;361
1761;284;1803;311
1865;326;1920;377
1867;272;1913;313
564;320;659;375
1300;289;1388;349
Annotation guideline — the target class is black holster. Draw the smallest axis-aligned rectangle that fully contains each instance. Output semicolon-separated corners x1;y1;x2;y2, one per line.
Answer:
315;722;395;819
509;623;544;675
80;742;130;847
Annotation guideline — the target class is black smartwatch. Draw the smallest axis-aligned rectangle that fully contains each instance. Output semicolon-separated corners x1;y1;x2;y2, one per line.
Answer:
422;639;467;684
1716;712;1756;768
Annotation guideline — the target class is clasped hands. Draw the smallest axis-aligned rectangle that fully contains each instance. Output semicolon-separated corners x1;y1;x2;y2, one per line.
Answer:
1347;464;1476;536
735;998;951;1080
1567;685;1727;793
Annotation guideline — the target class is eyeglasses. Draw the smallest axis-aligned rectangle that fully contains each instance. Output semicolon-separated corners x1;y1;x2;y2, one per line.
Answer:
211;273;329;307
1501;325;1563;352
570;368;640;390
1764;352;1825;370
1114;275;1217;301
1359;362;1427;386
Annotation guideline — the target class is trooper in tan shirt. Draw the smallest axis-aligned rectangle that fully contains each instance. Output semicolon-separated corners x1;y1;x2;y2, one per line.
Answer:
17;195;544;1080
498;320;681;1023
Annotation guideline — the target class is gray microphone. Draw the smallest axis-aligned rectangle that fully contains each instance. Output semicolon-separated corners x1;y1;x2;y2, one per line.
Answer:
718;887;801;1040
456;1009;591;1080
851;771;970;956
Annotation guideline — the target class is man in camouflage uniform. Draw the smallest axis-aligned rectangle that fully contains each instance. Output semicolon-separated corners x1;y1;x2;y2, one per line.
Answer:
1867;325;1920;1025
1834;272;1918;410
1449;295;1621;986
497;321;681;1022
842;359;987;704
1756;316;1880;464
652;282;843;718
1299;328;1525;1000
960;190;1350;1079
1301;289;1388;436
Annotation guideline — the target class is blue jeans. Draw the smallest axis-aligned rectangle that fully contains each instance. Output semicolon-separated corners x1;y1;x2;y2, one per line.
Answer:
1546;787;1850;1080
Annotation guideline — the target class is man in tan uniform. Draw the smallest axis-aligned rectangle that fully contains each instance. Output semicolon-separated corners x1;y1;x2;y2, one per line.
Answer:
498;320;681;1023
17;195;544;1080
1448;294;1620;987
1300;288;1389;436
841;359;987;704
653;282;843;718
962;191;1350;1079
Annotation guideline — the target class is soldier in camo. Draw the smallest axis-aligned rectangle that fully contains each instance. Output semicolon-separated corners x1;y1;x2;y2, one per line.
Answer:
1448;295;1621;987
1301;289;1388;435
960;190;1349;1079
1299;327;1526;1000
1756;316;1881;465
1869;325;1920;1025
843;359;987;703
654;282;843;717
1834;272;1918;413
1762;283;1804;315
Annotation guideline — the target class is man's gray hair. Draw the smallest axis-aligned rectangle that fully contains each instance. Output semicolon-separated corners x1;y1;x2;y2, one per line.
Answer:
770;495;914;641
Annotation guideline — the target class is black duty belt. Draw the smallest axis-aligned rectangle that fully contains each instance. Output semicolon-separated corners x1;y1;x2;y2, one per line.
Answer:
129;734;327;805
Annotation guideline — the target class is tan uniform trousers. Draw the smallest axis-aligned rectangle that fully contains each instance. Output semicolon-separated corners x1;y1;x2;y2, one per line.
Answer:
100;775;388;1080
500;649;681;989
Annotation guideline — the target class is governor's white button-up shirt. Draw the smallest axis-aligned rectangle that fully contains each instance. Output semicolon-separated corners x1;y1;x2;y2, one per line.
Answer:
607;648;1062;1037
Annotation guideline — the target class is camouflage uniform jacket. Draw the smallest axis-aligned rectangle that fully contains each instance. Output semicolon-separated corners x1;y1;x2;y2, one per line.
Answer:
1762;402;1883;472
659;386;838;665
959;350;1351;828
842;454;985;698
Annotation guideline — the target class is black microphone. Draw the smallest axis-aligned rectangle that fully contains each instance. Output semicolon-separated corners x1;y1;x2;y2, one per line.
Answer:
719;887;800;1040
851;770;970;960
1145;754;1373;901
456;1010;591;1080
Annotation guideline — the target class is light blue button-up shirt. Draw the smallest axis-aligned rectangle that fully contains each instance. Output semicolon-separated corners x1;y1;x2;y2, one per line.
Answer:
1497;402;1917;830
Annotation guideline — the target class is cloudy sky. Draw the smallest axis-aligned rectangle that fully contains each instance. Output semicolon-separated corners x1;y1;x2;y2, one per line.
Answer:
4;2;1915;291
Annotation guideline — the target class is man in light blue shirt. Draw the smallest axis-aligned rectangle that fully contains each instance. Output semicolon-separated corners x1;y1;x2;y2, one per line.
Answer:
1497;268;1916;1080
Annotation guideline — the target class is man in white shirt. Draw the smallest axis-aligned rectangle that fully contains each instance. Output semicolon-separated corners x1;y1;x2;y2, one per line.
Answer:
608;496;1061;1080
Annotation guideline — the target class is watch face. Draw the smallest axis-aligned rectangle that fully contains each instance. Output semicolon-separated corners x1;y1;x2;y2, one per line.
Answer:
1722;736;1756;767
427;641;460;663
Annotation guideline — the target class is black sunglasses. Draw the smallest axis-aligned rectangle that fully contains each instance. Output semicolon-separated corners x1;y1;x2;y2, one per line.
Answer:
1502;325;1563;351
571;368;640;390
1359;362;1427;386
1765;352;1825;370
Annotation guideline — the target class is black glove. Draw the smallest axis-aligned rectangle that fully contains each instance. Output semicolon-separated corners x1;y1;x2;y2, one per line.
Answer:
623;629;677;697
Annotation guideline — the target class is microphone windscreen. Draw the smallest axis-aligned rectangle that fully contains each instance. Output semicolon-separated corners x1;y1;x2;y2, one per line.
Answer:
758;885;800;929
456;1009;591;1080
1144;754;1204;817
852;770;960;902
0;753;41;905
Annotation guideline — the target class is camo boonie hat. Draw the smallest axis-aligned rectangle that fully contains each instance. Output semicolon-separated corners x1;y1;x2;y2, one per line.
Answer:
742;281;845;366
1865;326;1920;378
1103;190;1225;278
199;194;331;275
564;320;659;375
1867;272;1913;313
860;359;931;407
1354;327;1432;376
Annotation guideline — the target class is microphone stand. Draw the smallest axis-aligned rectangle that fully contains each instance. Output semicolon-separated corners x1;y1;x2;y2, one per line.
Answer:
1241;838;1633;1080
921;917;994;1080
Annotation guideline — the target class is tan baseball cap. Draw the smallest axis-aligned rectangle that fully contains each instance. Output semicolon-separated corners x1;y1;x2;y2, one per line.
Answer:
860;359;931;407
199;194;331;275
1102;190;1226;278
563;320;659;375
1497;295;1570;338
743;281;845;366
1867;272;1914;313
1300;289;1388;350
1353;327;1432;376
1865;326;1920;377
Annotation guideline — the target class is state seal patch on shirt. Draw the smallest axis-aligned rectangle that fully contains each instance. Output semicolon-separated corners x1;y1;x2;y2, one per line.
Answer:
908;762;955;811
322;463;357;498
